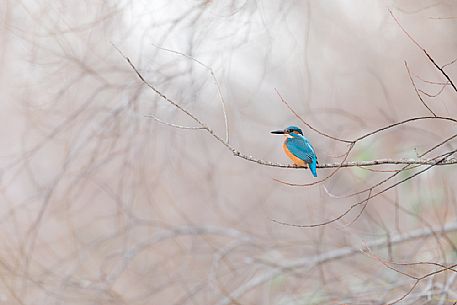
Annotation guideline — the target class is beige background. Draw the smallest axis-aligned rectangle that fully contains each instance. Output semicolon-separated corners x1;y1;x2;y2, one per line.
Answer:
1;1;457;304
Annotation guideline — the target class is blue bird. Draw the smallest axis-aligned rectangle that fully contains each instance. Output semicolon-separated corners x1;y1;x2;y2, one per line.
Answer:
271;126;318;177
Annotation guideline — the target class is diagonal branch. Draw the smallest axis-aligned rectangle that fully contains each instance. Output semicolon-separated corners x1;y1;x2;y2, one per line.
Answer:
274;88;353;143
150;43;230;143
215;221;457;305
405;61;437;117
390;10;457;93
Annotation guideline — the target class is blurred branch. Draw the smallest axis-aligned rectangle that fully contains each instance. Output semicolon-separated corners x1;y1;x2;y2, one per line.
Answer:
215;221;457;305
365;250;457;304
388;262;457;304
437;272;457;305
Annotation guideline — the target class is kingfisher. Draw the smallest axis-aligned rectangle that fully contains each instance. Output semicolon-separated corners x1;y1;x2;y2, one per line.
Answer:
271;126;318;177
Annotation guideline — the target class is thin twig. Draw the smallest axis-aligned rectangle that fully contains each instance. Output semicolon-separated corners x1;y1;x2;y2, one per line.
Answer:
353;116;457;142
405;61;437;116
442;57;457;69
151;43;230;143
144;114;204;130
274;88;353;143
390;10;457;93
419;85;447;98
348;189;372;226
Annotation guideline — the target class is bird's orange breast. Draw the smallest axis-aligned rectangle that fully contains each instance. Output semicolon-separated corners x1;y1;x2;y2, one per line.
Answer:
283;142;306;166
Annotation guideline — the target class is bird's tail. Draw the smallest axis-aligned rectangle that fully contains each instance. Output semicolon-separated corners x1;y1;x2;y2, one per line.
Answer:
309;158;317;177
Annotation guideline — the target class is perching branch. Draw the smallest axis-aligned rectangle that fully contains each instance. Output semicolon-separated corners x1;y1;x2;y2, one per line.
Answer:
272;148;457;228
115;46;457;171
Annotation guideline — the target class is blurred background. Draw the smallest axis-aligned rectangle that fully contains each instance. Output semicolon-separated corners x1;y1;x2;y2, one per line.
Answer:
1;0;457;304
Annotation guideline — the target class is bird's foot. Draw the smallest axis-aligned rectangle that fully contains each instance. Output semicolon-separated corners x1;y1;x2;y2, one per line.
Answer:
291;163;308;168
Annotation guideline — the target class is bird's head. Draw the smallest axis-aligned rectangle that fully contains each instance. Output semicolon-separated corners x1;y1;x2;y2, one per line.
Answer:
271;126;303;138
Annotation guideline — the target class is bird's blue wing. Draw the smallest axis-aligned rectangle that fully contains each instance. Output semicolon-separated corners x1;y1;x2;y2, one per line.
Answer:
285;135;316;164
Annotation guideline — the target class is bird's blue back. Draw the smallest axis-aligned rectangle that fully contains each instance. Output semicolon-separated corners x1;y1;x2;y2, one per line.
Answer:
286;134;318;177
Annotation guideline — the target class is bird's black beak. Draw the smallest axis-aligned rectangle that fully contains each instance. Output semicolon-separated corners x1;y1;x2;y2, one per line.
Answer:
271;130;285;134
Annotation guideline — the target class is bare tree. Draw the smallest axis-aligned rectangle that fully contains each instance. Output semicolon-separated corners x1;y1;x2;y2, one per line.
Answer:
1;1;457;304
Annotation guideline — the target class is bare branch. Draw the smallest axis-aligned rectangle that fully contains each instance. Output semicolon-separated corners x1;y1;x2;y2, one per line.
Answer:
150;43;230;143
353;116;457;142
405;61;437;116
216;221;457;305
144;114;204;130
442;57;457;69
419;85;447;98
390;10;457;93
274;89;353;143
115;45;457;177
272;149;457;228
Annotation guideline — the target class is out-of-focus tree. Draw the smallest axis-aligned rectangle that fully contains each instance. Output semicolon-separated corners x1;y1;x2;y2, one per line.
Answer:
1;1;457;304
